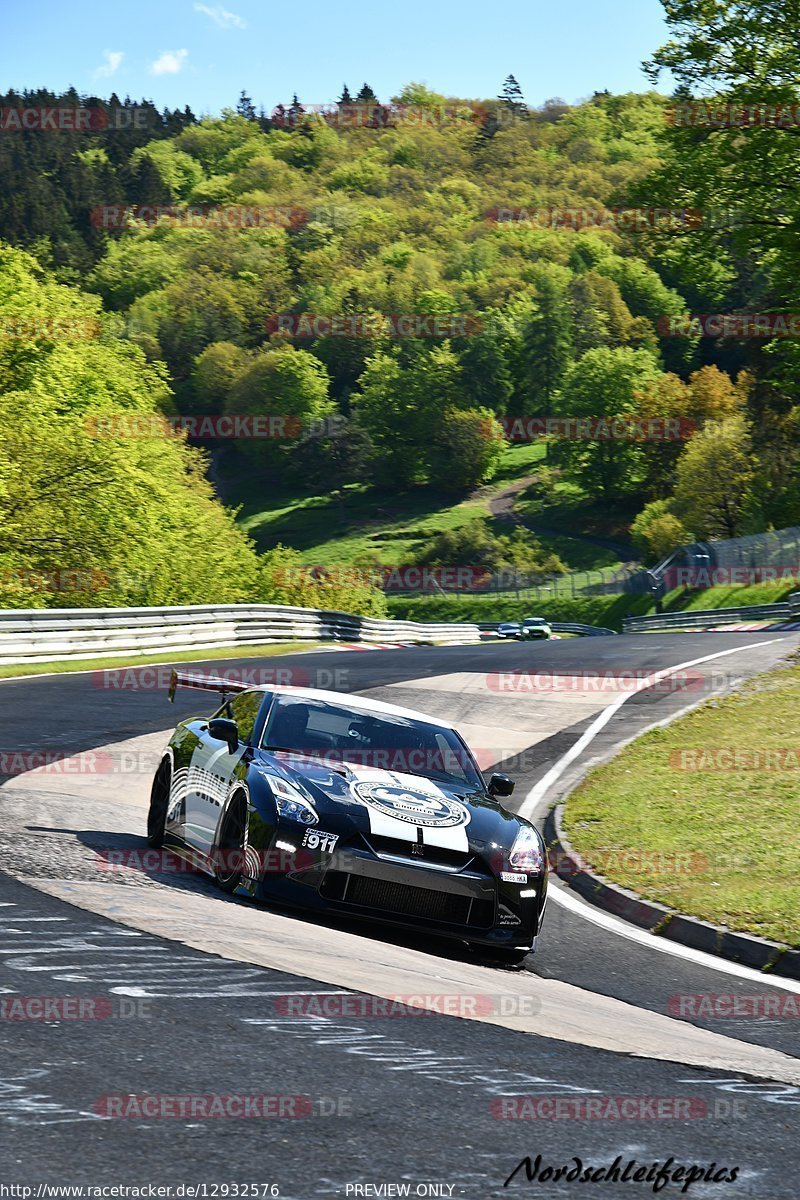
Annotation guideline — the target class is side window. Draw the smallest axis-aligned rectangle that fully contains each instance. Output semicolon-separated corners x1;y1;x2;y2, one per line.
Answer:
226;690;265;745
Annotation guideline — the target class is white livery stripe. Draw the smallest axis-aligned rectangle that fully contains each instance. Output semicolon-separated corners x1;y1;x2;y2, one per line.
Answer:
421;823;469;853
346;767;472;854
365;807;420;842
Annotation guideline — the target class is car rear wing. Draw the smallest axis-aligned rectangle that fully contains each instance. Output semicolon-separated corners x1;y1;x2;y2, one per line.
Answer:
168;670;250;703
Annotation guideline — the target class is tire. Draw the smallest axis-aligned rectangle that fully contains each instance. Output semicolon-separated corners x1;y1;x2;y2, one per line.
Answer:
212;790;248;894
147;757;171;848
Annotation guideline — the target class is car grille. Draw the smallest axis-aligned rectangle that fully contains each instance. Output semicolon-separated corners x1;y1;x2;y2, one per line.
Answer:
321;871;494;928
365;833;474;871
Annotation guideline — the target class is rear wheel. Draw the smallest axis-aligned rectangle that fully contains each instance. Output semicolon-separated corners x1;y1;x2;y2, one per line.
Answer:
213;791;248;893
146;758;171;848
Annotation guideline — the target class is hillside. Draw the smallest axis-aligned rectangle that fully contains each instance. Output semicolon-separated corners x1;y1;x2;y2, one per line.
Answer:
2;79;799;610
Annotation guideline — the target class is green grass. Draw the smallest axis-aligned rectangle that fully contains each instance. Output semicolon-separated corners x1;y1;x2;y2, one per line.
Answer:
663;580;799;612
387;592;654;629
218;443;548;567
0;641;319;681
515;475;639;571
387;580;797;630
563;658;800;947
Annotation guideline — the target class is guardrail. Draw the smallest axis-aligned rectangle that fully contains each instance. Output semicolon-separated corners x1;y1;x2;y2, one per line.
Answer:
623;601;793;634
478;622;617;636
0;604;482;666
552;622;617;636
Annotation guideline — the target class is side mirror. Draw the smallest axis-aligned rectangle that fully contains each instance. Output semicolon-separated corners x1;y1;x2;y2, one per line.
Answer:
208;717;240;755
488;772;515;797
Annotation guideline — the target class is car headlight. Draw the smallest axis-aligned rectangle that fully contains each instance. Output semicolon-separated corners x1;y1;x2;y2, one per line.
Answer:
259;771;319;825
509;825;545;873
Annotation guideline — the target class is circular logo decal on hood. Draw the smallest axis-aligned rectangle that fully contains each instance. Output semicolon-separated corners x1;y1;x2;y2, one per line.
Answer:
352;781;470;828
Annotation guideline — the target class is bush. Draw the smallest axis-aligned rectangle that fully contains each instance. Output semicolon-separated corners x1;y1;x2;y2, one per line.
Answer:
631;500;692;564
257;546;388;617
413;519;565;576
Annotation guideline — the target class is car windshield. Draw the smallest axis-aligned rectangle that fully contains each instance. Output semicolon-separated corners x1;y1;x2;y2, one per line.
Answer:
261;695;484;790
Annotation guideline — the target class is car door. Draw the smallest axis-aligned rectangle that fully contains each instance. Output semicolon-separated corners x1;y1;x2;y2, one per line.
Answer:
173;689;267;856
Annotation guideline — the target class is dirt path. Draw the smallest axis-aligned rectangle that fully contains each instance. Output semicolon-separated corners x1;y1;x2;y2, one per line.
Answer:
487;474;639;561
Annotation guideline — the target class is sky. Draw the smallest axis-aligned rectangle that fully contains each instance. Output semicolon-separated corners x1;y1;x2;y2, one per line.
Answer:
0;0;674;115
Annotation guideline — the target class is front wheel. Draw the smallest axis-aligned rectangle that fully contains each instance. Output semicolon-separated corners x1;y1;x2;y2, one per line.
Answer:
147;758;171;848
212;791;248;894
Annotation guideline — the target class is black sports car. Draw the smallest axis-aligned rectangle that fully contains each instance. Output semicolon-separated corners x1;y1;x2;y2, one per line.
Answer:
147;672;548;960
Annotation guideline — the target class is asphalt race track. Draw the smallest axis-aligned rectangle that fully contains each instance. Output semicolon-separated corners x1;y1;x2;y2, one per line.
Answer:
1;633;799;1197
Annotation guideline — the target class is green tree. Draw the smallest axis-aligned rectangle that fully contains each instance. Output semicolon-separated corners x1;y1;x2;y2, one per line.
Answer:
458;330;514;414
520;268;574;451
553;347;664;498
0;243;258;608
355;346;465;487
633;371;693;498
191;341;251;411
225;344;333;462
631;500;692;564
284;416;375;493
645;0;799;92
498;74;528;116
430;408;506;491
672;416;757;539
236;91;257;121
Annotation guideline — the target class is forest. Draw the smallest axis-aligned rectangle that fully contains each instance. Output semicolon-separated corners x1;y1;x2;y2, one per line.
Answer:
2;1;799;613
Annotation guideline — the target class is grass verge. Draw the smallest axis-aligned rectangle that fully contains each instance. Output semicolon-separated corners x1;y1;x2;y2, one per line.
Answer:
0;641;320;681
563;657;800;947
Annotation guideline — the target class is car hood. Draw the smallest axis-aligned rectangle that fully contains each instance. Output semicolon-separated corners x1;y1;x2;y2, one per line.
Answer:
261;752;524;854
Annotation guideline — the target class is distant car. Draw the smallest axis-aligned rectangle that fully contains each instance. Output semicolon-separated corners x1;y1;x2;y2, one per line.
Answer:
497;622;521;638
518;617;552;640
